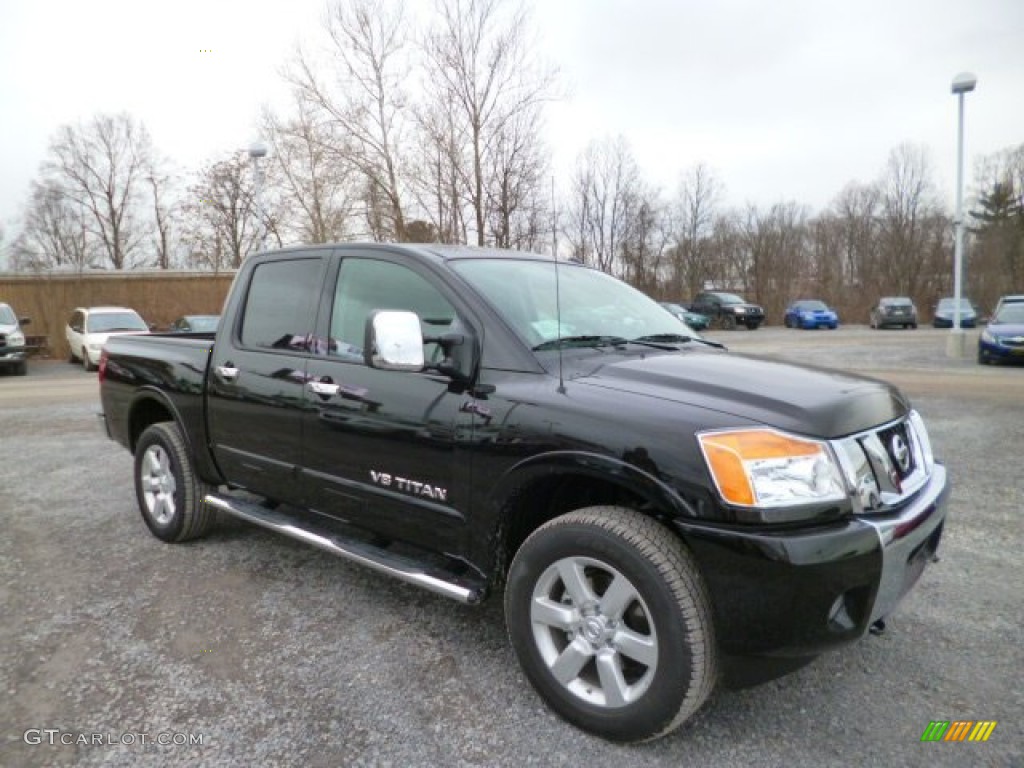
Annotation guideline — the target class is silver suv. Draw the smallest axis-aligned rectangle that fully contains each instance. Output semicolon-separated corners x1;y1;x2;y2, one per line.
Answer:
0;302;30;375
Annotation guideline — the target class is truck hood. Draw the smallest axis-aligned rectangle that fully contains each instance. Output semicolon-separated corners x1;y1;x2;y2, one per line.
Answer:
572;350;907;438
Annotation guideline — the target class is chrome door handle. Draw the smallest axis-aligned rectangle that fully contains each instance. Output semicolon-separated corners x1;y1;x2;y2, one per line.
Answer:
308;381;340;397
216;365;239;381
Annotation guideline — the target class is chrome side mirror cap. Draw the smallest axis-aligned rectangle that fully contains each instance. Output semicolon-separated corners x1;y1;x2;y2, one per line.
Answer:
364;310;425;371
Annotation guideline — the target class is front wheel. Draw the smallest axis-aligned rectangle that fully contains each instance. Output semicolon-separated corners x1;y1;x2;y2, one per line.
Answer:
505;507;717;742
721;314;736;330
82;348;96;372
134;422;215;542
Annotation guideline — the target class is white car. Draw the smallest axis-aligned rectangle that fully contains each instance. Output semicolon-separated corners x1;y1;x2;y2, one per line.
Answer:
66;306;150;371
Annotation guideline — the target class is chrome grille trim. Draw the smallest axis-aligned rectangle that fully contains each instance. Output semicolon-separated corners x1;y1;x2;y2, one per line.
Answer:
830;411;931;515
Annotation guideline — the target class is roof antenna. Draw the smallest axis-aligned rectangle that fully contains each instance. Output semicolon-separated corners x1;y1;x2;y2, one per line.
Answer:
552;175;565;394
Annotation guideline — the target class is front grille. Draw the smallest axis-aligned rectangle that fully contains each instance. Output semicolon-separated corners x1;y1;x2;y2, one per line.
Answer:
832;414;931;514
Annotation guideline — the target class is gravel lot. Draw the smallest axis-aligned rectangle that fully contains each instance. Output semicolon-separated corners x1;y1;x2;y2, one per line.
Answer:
1;327;1021;767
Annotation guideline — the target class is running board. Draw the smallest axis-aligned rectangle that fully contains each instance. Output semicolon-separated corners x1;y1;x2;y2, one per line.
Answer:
203;493;484;604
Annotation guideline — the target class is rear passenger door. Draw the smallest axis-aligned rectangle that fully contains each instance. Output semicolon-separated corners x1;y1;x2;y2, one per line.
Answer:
207;253;327;504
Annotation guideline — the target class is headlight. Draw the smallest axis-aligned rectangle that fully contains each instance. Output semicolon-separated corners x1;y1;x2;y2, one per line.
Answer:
89;343;103;351
698;428;846;508
981;329;996;344
734;307;746;314
7;330;24;346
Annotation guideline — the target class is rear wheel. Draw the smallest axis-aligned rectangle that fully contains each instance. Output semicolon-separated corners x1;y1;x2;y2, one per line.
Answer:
721;314;736;331
134;422;215;542
506;506;717;742
14;361;27;376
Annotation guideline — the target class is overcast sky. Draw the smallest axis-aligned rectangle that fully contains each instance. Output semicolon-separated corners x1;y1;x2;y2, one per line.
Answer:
1;0;1022;240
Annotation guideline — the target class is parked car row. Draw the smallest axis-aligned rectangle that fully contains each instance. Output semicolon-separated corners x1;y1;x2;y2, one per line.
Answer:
65;307;221;372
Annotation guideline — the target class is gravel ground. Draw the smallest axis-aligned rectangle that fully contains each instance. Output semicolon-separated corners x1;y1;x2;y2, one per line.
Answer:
1;328;1021;767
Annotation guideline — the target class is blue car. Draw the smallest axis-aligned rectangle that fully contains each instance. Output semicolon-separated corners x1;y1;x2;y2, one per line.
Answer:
783;299;838;330
978;302;1024;364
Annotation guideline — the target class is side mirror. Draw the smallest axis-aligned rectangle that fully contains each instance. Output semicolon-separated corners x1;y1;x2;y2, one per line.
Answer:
364;310;425;371
19;317;31;326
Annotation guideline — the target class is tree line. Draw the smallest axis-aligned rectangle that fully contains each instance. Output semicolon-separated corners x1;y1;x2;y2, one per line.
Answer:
5;0;1023;321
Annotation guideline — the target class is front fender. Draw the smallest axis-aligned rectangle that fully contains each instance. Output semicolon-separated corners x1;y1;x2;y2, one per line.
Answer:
489;449;698;520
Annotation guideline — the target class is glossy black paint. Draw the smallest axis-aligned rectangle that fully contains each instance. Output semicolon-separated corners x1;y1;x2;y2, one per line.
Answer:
101;243;941;676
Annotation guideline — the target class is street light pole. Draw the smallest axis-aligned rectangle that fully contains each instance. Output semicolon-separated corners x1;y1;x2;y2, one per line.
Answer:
248;141;268;254
947;72;976;358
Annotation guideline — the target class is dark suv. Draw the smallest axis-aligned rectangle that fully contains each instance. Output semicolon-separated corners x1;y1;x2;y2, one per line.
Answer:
690;291;765;330
870;297;918;329
0;302;30;375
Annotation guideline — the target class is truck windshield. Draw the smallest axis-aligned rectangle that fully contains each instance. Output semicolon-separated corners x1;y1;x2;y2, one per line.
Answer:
451;258;694;349
0;305;15;324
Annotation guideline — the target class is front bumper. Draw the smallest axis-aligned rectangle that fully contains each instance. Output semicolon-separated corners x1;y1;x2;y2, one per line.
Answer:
0;346;27;364
979;339;1024;361
677;463;948;667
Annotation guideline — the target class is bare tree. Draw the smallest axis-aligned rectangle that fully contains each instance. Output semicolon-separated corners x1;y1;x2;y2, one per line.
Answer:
43;113;153;269
667;163;722;300
876;143;945;300
144;152;183;269
263;102;361;244
287;0;411;241
10;181;96;272
411;95;469;243
485;107;548;248
565;136;645;276
738;201;809;316
423;0;555;246
181;155;261;271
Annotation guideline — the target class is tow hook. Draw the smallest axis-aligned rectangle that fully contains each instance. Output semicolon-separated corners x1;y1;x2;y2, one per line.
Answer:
869;619;886;636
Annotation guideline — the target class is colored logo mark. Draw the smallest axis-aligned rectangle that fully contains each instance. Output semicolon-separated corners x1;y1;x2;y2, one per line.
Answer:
921;720;997;742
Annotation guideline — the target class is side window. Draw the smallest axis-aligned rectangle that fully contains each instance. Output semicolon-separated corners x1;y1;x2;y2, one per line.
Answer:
329;259;456;362
240;258;323;351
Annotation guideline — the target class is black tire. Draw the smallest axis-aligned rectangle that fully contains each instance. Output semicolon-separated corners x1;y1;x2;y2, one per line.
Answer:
721;314;736;331
134;422;215;543
745;321;760;330
784;316;792;329
910;323;918;329
68;348;78;363
505;506;717;743
977;349;987;365
82;348;96;372
14;361;27;376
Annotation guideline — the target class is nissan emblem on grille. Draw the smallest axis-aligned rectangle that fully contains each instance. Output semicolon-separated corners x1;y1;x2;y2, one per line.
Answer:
890;433;911;473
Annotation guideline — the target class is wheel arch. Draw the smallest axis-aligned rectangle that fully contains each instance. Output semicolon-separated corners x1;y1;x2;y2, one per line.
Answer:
126;388;202;462
487;451;697;589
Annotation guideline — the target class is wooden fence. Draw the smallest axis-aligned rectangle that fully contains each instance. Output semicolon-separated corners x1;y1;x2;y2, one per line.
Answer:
0;271;236;360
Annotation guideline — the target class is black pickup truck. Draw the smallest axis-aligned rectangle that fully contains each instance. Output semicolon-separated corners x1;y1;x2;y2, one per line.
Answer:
99;244;948;742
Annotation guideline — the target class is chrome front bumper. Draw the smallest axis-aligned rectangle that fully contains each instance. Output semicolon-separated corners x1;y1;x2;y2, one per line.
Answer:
861;463;949;623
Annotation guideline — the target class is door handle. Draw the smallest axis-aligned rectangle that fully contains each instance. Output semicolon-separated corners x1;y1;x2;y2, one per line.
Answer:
216;365;239;381
308;381;340;397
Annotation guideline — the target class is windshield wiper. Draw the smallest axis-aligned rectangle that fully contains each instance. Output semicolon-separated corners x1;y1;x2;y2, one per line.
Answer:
631;333;726;350
532;335;630;351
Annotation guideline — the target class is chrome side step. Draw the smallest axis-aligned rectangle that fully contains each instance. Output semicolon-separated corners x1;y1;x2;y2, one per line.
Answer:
203;493;483;604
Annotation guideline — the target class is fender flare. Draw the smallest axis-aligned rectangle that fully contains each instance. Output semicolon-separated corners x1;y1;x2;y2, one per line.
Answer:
487;449;699;521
